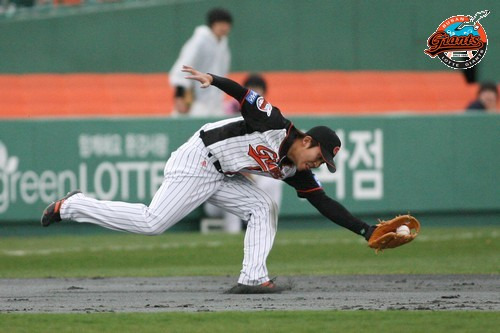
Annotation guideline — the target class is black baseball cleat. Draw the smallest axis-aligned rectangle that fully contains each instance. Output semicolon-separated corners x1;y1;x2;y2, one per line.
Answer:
225;279;290;294
40;190;81;227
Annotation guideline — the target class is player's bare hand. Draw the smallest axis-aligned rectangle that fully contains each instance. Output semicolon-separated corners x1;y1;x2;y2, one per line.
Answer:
182;65;213;88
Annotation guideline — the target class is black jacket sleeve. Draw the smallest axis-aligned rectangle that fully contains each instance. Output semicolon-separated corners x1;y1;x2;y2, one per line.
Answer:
284;170;374;240
306;190;373;240
209;74;248;103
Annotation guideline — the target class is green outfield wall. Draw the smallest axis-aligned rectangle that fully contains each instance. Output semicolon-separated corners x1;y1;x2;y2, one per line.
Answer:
0;114;498;224
0;0;498;81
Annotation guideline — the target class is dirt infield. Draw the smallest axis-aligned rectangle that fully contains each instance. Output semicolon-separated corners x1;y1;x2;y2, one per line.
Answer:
1;275;498;313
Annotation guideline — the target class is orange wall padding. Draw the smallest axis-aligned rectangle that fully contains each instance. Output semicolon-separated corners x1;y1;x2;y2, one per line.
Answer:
0;74;170;118
0;71;480;119
261;72;479;114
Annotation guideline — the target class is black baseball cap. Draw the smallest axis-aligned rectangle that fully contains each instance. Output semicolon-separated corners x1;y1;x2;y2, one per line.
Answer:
306;126;341;173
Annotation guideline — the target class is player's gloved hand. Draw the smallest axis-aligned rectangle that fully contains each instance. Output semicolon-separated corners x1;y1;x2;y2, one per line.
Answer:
367;214;420;253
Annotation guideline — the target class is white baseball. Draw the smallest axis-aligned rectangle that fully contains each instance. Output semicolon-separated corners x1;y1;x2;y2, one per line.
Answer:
396;225;410;236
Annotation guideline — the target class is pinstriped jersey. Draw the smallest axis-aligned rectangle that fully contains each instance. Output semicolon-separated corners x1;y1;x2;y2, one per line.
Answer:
199;81;323;197
200;89;297;179
199;116;294;178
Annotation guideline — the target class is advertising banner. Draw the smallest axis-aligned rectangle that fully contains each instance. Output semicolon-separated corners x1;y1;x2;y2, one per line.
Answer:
0;114;498;222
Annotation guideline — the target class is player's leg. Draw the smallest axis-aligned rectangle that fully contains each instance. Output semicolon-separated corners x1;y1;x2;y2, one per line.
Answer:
60;136;224;235
254;175;283;211
207;174;279;285
203;202;241;234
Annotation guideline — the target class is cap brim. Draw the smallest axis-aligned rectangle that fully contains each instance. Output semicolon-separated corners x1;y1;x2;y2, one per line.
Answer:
319;144;337;173
325;160;336;173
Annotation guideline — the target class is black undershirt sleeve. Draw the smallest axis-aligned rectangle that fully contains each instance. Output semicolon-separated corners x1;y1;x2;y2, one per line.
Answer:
284;170;374;240
305;190;373;240
209;74;248;103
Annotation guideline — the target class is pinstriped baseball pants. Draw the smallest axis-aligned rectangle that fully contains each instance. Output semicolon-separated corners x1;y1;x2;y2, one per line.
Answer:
61;133;279;286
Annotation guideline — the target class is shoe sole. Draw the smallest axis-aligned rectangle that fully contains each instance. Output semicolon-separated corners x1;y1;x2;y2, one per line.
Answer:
224;284;289;294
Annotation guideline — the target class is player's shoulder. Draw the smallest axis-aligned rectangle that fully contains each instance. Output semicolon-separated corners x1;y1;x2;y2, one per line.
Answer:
244;89;259;105
284;169;318;184
284;169;324;197
242;89;289;127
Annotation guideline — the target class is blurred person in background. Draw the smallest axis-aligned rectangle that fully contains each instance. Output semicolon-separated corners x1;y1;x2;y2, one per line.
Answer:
466;82;498;112
204;74;283;233
169;7;232;117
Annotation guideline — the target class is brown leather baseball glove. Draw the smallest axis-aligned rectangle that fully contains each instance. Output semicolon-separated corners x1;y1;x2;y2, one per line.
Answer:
368;214;420;253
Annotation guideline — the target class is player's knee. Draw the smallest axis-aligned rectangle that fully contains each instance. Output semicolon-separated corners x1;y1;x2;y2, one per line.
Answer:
141;216;167;235
252;197;278;220
142;227;164;236
140;223;164;236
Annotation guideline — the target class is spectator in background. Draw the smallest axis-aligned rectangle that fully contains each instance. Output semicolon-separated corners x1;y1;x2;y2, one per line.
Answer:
466;82;498;112
169;8;232;117
204;73;283;233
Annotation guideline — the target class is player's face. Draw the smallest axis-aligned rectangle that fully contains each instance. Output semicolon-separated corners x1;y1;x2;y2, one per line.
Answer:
296;144;324;172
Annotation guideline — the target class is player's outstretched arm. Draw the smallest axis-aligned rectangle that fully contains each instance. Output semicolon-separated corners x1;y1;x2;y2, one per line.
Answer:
182;65;247;102
305;190;375;240
306;190;421;252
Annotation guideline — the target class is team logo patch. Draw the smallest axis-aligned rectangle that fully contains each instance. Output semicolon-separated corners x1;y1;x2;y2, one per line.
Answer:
245;90;258;104
424;10;489;69
248;144;282;179
256;96;273;116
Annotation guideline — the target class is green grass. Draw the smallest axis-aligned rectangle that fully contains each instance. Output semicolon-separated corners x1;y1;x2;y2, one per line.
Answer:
0;226;498;278
0;311;498;333
1;226;498;331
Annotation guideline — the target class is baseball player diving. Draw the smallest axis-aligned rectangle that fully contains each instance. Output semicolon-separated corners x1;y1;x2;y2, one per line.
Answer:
41;66;419;294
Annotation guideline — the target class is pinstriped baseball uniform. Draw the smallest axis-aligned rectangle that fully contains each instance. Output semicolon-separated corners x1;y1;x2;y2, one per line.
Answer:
61;74;372;286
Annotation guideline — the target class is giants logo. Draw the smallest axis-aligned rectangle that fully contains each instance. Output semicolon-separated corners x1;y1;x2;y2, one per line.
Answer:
248;144;282;179
256;97;272;116
424;10;489;69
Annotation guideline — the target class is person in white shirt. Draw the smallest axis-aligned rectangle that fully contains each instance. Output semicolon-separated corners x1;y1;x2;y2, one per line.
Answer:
169;8;232;117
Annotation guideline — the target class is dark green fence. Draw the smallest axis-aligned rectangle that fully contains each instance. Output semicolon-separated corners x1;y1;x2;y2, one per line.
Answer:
1;114;498;223
0;0;498;80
